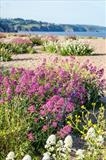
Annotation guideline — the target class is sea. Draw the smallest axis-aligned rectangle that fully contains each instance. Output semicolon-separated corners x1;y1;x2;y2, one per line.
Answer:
19;31;106;38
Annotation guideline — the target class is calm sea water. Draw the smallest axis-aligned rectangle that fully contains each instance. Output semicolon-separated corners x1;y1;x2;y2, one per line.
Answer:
19;31;106;38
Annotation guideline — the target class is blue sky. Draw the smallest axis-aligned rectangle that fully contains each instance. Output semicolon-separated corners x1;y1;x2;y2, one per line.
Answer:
0;0;106;26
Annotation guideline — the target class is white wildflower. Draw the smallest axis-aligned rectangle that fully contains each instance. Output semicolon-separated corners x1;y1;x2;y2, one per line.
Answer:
45;144;50;149
97;135;104;146
46;134;56;146
64;135;73;148
76;149;85;160
86;127;96;139
56;140;63;147
6;152;15;160
52;154;56;159
48;146;54;152
60;152;67;158
42;152;51;160
22;155;31;160
56;140;64;152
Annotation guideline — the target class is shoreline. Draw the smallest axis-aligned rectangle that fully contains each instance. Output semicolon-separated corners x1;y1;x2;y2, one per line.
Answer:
0;32;106;39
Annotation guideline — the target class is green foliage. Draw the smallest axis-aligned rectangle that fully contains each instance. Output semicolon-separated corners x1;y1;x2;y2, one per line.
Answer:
67;103;106;160
43;41;58;53
43;40;94;56
30;36;43;45
0;42;36;56
10;43;35;54
60;41;93;56
0;97;34;159
0;47;12;61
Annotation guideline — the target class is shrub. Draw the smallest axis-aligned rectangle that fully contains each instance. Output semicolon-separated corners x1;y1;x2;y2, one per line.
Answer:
30;36;43;45
43;41;58;53
0;47;12;61
59;41;93;56
0;97;33;159
9;43;35;54
0;42;36;54
43;40;94;56
67;104;106;160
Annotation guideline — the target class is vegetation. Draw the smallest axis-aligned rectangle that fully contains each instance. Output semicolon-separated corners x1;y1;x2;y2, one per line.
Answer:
0;47;12;61
0;18;106;32
67;104;106;160
0;58;105;159
0;34;94;61
0;33;105;159
43;40;94;56
0;38;36;61
30;35;43;45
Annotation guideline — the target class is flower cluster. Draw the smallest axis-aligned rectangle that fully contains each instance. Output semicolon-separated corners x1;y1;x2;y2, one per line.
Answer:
10;37;32;44
43;40;94;56
85;127;104;149
76;127;105;160
42;134;73;160
68;104;106;160
6;152;32;160
0;58;105;155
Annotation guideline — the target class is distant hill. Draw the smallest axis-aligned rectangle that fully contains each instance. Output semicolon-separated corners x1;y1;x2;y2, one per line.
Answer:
0;18;106;33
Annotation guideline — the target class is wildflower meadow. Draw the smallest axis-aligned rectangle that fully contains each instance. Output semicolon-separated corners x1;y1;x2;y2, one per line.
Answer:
0;34;106;160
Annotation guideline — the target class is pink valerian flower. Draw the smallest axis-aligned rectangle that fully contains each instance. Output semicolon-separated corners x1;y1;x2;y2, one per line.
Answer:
38;86;45;95
6;87;12;95
42;125;48;132
27;132;34;141
34;118;38;123
3;77;10;88
40;95;74;118
44;83;51;90
56;97;64;106
52;121;57;128
57;125;72;138
39;95;74;135
40;109;46;116
99;79;106;89
0;99;5;104
10;37;32;44
66;101;74;112
96;68;104;78
15;85;21;93
27;105;35;113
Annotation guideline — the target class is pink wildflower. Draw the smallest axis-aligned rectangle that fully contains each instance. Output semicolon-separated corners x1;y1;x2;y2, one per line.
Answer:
34;118;38;123
52;122;57;128
42;125;48;132
27;132;34;141
57;125;72;138
28;105;35;113
10;37;32;44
